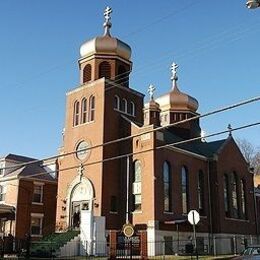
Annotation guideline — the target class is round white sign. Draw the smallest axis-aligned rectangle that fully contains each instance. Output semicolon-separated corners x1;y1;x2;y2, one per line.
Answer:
188;210;200;225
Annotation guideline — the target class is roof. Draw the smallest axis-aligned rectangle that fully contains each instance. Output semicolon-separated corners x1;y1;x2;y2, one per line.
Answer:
1;153;36;162
1;154;56;182
162;129;226;158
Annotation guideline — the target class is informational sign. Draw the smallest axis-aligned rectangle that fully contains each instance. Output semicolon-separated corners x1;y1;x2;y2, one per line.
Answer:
188;210;200;225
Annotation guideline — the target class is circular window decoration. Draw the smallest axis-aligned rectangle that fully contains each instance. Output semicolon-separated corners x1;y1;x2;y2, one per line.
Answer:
76;141;90;161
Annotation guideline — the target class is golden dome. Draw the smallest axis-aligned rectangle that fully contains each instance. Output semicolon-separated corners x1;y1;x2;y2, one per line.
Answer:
155;62;199;112
80;35;131;60
79;6;131;60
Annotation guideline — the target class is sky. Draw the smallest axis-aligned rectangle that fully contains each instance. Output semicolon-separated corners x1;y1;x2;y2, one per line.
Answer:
0;0;259;159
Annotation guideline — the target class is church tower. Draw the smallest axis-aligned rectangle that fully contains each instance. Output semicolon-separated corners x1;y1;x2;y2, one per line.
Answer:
155;62;201;139
56;7;144;232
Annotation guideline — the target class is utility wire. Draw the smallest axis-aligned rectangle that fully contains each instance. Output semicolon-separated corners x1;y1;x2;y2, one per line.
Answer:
2;95;260;171
16;120;260;181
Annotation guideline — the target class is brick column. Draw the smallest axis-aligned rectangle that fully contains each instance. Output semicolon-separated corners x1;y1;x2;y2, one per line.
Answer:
109;230;117;260
139;231;148;259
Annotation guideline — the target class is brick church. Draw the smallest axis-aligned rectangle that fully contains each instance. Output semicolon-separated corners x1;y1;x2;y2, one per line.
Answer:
55;7;257;255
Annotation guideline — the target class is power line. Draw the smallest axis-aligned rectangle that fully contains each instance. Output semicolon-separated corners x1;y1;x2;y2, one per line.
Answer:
16;120;260;181
2;94;260;171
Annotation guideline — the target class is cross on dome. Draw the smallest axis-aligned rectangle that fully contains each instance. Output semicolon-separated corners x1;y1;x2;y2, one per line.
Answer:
103;6;112;36
171;62;179;90
148;84;156;101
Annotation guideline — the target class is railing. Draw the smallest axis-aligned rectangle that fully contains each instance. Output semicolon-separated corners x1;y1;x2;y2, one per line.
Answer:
0;236;256;258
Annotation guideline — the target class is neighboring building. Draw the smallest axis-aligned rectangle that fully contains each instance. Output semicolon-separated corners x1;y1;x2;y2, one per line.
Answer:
56;7;257;255
0;154;57;240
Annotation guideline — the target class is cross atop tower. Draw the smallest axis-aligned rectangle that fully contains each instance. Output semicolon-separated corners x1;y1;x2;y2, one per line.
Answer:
148;84;156;101
103;6;112;36
171;62;179;90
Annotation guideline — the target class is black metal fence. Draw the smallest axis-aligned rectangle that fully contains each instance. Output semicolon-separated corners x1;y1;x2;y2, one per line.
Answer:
0;236;254;258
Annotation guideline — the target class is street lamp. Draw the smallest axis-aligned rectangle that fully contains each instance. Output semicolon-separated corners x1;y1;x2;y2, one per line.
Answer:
246;0;260;9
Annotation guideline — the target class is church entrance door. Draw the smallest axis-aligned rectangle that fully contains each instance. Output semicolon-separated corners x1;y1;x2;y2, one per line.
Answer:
71;200;89;229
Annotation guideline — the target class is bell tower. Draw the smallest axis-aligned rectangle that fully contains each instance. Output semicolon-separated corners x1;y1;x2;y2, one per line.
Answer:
78;7;132;87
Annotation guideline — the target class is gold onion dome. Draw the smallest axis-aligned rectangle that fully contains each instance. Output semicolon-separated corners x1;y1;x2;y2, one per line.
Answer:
80;7;131;60
156;62;199;112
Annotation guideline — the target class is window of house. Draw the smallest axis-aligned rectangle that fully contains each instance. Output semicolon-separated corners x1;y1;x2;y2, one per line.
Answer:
0;185;6;201
231;172;238;218
83;64;91;83
110;196;118;213
89;95;95;122
163;161;171;212
73;101;80;126
33;184;43;203
198;170;205;215
31;215;43;236
122;99;127;113
99;61;111;79
0;164;4;176
224;174;231;217
181;166;189;214
240;179;247;219
129;102;135;116
114;95;120;110
81;98;87;124
133;160;142;211
117;65;128;86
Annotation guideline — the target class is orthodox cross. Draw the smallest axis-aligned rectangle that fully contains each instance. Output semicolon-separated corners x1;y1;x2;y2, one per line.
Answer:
171;62;179;90
103;6;112;36
77;163;84;181
148;84;156;101
227;124;232;136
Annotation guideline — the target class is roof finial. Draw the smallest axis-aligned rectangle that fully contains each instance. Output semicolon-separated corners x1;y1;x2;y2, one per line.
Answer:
227;124;232;136
148;84;156;101
103;6;112;36
171;62;179;90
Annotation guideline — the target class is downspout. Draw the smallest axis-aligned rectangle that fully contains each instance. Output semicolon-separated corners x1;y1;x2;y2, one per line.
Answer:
207;159;213;255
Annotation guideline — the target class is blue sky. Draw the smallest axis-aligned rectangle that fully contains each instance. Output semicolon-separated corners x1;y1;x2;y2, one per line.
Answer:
0;0;259;159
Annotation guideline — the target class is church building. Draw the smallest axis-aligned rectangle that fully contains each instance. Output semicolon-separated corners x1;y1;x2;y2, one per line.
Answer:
56;7;257;256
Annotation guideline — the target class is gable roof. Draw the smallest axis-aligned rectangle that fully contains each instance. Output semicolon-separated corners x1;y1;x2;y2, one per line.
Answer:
161;129;227;158
1;153;56;182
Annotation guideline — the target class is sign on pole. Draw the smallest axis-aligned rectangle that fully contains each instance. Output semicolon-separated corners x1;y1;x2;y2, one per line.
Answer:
188;210;200;225
188;210;200;260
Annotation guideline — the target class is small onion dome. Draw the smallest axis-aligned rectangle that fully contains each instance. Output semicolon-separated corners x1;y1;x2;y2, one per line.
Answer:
156;86;199;112
80;35;131;60
144;99;160;110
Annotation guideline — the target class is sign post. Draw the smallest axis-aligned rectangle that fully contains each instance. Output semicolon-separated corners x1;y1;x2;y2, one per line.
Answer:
188;210;200;260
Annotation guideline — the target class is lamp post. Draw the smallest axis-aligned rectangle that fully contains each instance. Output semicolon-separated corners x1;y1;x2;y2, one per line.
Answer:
246;0;260;9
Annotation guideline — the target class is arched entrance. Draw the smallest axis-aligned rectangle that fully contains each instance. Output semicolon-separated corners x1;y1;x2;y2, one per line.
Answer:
66;176;94;229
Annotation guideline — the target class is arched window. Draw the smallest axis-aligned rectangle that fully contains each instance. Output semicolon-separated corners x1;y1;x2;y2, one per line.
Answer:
81;98;87;124
133;160;142;211
198;170;205;215
224;174;230;217
114;95;120;110
122;99;127;113
83;64;91;83
89;96;95;122
231;172;238;218
99;61;111;79
163;161;171;212
73;101;80;126
240;179;247;219
117;65;128;86
181;166;189;214
129;102;135;116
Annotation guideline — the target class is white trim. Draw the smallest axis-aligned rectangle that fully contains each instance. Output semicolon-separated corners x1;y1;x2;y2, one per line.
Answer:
31;213;44;217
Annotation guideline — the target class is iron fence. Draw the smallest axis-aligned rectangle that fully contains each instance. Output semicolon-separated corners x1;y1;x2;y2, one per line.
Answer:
0;236;255;258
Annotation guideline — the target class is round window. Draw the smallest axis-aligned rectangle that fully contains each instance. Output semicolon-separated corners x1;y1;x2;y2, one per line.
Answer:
76;141;90;161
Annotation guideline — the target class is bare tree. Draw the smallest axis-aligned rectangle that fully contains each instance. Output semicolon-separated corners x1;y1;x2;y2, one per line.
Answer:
237;138;260;175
